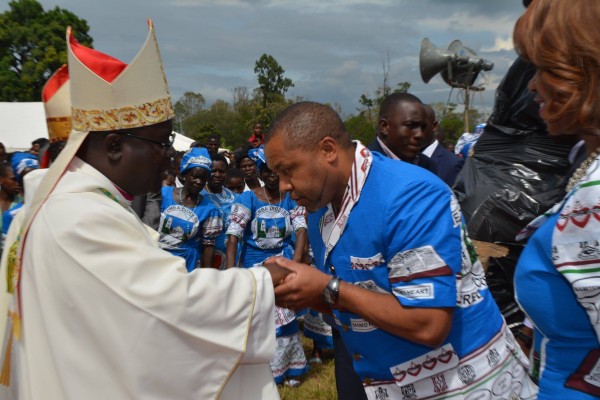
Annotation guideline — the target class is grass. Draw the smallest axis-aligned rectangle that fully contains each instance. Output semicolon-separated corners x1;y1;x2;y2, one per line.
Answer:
277;334;338;400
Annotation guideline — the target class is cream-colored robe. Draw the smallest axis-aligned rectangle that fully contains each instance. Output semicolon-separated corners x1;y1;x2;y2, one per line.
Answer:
2;158;279;400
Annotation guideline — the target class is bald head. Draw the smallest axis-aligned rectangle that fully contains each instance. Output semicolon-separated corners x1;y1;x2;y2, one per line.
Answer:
266;101;353;151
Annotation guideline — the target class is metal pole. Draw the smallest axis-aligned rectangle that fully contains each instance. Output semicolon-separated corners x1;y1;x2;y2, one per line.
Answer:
464;88;470;133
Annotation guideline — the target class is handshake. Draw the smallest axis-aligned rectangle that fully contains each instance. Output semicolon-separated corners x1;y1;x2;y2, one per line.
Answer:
259;257;333;313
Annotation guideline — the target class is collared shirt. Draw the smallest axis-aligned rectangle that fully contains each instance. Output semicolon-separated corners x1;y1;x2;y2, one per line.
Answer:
421;139;439;158
376;137;400;161
376;136;422;165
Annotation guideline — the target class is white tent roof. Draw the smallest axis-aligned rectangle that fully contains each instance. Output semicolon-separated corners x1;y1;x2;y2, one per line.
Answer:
0;102;47;151
0;102;192;152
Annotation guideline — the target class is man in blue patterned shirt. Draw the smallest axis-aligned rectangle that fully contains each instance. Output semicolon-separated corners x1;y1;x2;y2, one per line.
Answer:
264;101;537;400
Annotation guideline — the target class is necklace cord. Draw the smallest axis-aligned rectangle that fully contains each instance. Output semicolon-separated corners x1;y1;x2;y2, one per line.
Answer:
262;186;282;207
179;187;201;212
566;146;600;193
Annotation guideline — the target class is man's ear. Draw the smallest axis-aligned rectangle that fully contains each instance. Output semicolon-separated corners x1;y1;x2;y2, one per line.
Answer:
378;119;389;139
319;136;338;163
104;133;124;162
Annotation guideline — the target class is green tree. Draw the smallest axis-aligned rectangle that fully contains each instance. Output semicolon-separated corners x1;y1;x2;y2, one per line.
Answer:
0;0;92;101
174;91;206;134
344;113;376;145
435;102;486;145
232;86;258;140
358;82;411;126
184;99;247;148
437;103;465;144
253;99;293;133
254;54;294;107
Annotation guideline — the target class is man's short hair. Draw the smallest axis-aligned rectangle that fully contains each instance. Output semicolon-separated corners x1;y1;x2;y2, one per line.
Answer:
206;134;221;142
226;167;244;180
379;93;423;121
0;162;12;178
211;153;228;168
423;103;436;121
31;138;49;147
266;101;352;151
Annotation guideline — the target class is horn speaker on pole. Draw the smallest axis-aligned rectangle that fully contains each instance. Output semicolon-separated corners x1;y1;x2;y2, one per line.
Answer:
419;38;452;84
419;37;494;88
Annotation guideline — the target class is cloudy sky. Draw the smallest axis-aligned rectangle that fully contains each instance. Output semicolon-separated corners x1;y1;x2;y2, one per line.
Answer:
2;0;527;118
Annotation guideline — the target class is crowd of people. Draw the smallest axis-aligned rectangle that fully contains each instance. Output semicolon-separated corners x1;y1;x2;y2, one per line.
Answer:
0;0;598;399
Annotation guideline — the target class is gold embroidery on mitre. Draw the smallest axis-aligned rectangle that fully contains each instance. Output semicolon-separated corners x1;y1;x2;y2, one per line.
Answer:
46;117;72;142
72;96;174;131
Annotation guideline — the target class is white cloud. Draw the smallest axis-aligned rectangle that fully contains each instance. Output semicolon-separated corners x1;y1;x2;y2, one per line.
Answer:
3;0;526;116
197;86;234;104
482;36;514;52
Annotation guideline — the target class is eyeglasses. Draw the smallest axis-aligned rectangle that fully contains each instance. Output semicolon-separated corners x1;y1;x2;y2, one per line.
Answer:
121;132;175;150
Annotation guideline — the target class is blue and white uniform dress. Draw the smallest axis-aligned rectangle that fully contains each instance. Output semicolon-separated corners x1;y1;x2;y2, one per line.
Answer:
202;186;238;269
227;191;305;268
158;186;222;272
227;190;309;384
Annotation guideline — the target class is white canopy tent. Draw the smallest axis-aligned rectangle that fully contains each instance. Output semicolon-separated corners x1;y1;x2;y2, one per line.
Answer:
0;102;192;152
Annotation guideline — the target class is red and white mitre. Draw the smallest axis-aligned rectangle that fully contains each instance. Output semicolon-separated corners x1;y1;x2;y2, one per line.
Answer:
67;19;174;132
41;64;71;143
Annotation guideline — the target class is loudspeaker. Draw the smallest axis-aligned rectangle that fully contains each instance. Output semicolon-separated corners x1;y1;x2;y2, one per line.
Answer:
419;37;494;88
419;38;452;84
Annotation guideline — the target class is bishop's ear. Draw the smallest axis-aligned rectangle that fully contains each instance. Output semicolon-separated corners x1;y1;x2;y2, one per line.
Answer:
104;132;124;162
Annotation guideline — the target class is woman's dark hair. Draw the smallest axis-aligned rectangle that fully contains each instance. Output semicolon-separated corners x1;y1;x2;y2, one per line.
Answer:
235;142;258;168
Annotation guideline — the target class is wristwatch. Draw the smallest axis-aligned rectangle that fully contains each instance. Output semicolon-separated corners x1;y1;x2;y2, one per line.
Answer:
322;276;342;305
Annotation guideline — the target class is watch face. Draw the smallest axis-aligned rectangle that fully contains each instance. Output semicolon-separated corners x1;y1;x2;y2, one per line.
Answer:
323;277;339;305
323;287;334;304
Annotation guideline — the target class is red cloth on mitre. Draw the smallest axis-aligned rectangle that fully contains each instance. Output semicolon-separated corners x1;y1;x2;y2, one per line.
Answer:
68;29;128;83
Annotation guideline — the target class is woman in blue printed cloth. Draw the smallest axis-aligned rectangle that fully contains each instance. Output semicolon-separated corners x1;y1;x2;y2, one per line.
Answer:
513;1;600;398
2;153;38;245
158;147;223;272
226;146;309;387
202;153;238;269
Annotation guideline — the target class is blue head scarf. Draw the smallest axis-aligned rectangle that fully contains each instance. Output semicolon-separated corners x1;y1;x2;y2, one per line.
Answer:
180;147;212;175
11;152;39;178
247;145;266;174
474;123;486;135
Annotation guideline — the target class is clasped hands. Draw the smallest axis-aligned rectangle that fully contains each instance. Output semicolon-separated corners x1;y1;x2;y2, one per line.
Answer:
262;256;332;312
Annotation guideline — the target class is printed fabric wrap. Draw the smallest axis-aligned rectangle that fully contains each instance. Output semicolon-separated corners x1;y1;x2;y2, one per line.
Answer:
158;186;222;271
180;147;212;175
10;153;38;178
226;191;306;268
552;159;600;341
247;145;266;174
514;155;600;399
552;158;600;396
202;187;238;269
